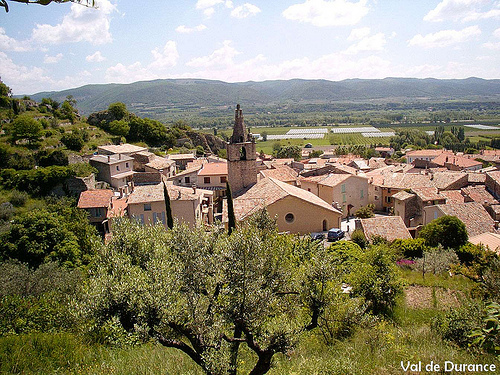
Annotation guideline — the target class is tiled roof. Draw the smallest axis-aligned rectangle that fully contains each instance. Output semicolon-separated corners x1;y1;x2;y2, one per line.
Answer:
439;190;465;204
431;172;468;190
405;149;449;158
233;177;340;220
168;153;196;160
461;186;498;206
467;173;486;184
434;202;496;237
146;157;175;170
77;189;114;209
412;187;444;202
486;171;500;185
127;183;164;204
432;153;482;169
359;216;412;242
259;165;298;183
167;184;213;201
198;162;228;176
90;154;134;164
392;190;415;201
108;197;127;218
468;232;500;255
98;143;147;154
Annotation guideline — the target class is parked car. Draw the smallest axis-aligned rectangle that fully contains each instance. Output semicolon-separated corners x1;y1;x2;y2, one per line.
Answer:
327;228;344;242
310;232;325;241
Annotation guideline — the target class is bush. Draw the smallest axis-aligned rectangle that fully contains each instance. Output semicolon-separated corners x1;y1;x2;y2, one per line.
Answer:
432;300;483;348
418;215;468;249
9;190;28;207
355;204;375;219
61;132;85;151
0;165;76;195
350;229;368;249
391;238;426;259
412;247;460;275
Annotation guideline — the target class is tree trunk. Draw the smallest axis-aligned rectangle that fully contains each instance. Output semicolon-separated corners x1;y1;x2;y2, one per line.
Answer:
248;351;274;375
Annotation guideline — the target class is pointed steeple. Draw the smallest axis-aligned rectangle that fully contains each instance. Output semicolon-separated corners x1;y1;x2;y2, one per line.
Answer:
230;104;247;144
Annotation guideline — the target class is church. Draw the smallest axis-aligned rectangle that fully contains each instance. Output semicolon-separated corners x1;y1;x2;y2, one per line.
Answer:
225;105;342;234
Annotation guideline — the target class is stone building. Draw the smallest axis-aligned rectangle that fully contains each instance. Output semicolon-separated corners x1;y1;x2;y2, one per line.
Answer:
226;104;257;195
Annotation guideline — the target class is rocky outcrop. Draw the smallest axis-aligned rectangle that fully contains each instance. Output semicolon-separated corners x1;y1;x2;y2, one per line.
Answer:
186;131;225;154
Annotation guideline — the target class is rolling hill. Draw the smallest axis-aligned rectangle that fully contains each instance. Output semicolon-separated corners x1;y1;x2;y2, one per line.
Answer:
28;77;500;117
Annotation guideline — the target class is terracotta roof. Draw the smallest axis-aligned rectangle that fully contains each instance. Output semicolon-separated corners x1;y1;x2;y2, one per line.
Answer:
431;172;468;190
233;177;341;221
168;153;196;160
468;232;500;255
198;162;228;176
108;197;127;218
392;190;415;201
167;184;213;201
412;187;444;202
127;183;164;204
432;153;482;169
434;202;496;237
145;157;175;170
440;190;465;204
461;186;498;206
359;216;412;242
405;149;449;158
486;171;500;185
77;189;114;209
467;173;486;184
259;165;298;183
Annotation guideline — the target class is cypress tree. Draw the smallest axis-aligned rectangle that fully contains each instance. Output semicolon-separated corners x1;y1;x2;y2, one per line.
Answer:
163;182;174;229
226;181;236;235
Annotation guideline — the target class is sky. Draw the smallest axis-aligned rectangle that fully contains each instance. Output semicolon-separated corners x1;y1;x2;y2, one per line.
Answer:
0;0;499;95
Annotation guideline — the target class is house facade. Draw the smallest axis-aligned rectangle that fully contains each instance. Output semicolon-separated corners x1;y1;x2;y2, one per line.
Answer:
89;154;134;189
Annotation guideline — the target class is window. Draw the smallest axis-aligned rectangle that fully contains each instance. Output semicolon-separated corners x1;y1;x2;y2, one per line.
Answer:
386;196;392;204
342;194;346;203
341;184;346;193
220;176;227;183
360;189;364;199
126;162;129;168
204;177;211;184
185;176;190;184
116;165;120;171
92;207;103;217
285;213;294;223
144;203;151;211
434;211;438;220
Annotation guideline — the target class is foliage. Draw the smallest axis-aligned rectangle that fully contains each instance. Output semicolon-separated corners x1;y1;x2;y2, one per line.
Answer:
432;300;483;348
78;214;377;375
36;149;68;167
348;245;404;315
0;165;75;195
355;204;375;219
61;131;85;151
10;114;42;144
418;215;468;249
469;302;500;356
108;102;129;121
275;145;301;161
350;229;368;249
412;247;460;275
390;238;427;259
0;201;99;268
109;120;130;137
0;0;95;12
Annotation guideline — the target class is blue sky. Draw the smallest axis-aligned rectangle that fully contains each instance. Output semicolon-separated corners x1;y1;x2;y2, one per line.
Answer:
1;0;499;95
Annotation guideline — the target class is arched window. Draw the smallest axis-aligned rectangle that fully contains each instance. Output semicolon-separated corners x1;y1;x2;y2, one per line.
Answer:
322;219;328;231
239;146;247;160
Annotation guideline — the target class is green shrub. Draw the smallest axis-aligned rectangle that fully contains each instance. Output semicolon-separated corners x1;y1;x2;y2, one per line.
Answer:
350;229;367;249
432;300;483;348
9;190;28;207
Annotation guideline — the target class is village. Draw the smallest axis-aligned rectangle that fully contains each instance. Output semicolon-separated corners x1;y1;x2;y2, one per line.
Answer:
75;104;500;253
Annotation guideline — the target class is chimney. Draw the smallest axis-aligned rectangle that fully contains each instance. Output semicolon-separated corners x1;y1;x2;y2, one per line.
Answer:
119;154;122;160
192;184;197;194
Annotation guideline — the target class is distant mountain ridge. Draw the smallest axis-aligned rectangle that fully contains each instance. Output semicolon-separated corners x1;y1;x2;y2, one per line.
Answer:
28;77;500;116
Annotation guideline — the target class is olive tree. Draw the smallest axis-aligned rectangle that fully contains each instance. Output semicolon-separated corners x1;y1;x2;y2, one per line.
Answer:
80;212;344;375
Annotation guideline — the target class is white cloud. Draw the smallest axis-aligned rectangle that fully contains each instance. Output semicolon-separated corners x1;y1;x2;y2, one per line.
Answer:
231;3;261;18
176;24;207;33
424;0;500;22
44;53;63;64
187;40;240;68
282;0;369;27
149;41;179;70
494;27;500;38
0;27;31;52
204;7;216;17
31;0;116;45
86;51;106;62
348;27;371;41
105;40;179;83
408;25;481;48
482;28;500;49
344;32;386;54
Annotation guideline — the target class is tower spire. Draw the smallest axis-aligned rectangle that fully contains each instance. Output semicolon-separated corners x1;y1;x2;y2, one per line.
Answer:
231;104;247;144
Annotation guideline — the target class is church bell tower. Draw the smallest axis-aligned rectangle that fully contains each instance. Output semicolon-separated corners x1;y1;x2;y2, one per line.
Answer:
226;104;257;195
